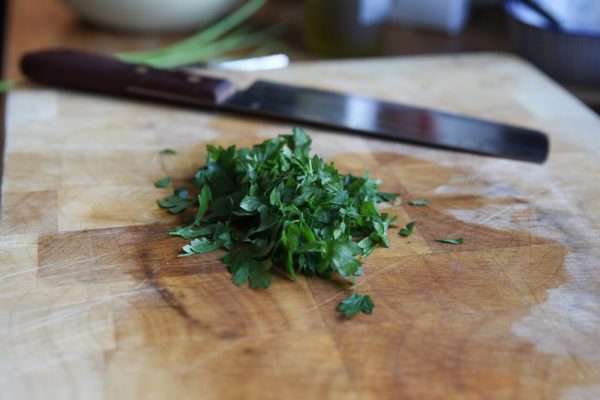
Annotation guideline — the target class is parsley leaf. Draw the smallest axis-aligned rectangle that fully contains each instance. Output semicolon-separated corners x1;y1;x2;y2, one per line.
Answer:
179;237;224;257
195;186;211;223
167;225;214;239
435;237;463;245
158;187;194;214
409;198;429;206
399;221;416;237
337;294;374;318
321;240;362;277
239;195;263;212
372;215;397;247
223;248;272;289
159;148;177;155
154;177;171;188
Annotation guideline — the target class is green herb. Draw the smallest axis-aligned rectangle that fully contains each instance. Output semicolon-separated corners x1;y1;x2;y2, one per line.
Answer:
154;177;171;188
223;248;272;288
399;221;416;237
160;128;397;316
180;237;226;257
409;198;429;206
435;237;463;245
158;187;193;214
117;0;286;69
195;185;211;223
0;80;14;93
159;148;177;155
336;294;374;318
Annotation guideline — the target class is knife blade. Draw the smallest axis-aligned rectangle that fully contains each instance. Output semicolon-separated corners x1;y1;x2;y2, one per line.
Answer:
182;54;290;72
20;48;549;163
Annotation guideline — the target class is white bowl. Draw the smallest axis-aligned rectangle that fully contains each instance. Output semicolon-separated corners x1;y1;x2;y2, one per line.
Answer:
60;0;242;33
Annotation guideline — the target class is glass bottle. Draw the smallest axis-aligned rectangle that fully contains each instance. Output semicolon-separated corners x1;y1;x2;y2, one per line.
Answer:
304;0;393;57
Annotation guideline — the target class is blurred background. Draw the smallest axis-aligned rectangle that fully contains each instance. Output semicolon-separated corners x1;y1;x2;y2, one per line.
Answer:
3;0;600;112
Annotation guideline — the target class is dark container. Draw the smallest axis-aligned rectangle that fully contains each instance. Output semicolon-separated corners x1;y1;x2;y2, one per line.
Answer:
505;0;600;87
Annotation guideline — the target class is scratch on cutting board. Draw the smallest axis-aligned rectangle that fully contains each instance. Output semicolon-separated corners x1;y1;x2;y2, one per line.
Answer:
0;353;85;384
436;162;600;370
560;384;600;400
8;286;152;335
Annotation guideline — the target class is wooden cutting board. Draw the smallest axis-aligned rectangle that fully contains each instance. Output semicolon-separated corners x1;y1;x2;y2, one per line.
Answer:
2;53;600;400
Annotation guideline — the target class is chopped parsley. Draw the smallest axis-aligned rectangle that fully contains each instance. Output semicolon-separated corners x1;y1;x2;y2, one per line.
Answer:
158;187;193;214
154;177;171;188
409;198;429;206
435;237;463;245
399;221;416;237
337;293;374;318
159;128;397;317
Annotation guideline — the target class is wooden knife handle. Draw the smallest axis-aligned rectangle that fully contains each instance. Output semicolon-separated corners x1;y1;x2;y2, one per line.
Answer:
20;48;237;107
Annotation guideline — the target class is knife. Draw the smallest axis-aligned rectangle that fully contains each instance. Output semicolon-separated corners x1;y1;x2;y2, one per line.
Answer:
184;54;290;72
20;48;549;163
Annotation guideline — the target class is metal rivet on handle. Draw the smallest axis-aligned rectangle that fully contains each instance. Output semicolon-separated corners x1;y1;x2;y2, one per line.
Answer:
187;75;202;83
135;65;149;75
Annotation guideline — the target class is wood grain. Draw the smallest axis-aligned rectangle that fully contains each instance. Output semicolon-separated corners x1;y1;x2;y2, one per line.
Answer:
2;54;600;399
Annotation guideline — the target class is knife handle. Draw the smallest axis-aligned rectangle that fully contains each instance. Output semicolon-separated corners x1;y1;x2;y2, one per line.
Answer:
20;48;237;107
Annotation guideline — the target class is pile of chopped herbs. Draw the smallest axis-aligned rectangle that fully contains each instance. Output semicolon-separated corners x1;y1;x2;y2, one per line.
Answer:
158;128;393;317
158;128;461;318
